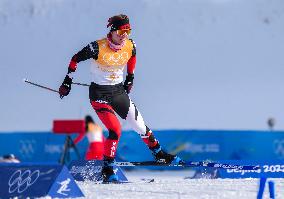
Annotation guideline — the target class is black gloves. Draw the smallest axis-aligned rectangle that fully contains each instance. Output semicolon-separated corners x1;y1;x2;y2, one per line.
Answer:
59;73;134;98
124;73;134;94
59;75;72;99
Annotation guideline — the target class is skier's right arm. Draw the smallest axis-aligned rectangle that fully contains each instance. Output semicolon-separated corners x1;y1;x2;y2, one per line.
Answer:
59;41;99;99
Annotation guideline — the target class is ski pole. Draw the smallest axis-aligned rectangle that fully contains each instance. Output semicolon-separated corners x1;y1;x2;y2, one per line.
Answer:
23;78;59;93
23;78;90;93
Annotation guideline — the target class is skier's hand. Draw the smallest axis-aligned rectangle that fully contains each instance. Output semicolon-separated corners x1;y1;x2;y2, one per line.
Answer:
123;73;134;94
59;75;72;99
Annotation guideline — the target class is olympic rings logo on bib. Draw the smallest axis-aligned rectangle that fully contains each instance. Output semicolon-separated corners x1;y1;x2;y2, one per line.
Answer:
102;52;129;66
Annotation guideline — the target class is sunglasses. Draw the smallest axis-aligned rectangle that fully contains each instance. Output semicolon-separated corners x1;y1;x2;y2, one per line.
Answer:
116;29;131;36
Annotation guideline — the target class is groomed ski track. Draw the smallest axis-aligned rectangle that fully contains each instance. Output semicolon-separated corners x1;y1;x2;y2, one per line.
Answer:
61;170;284;199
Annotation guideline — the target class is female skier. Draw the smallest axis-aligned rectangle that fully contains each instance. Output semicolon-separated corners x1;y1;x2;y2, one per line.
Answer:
59;14;183;182
73;115;104;160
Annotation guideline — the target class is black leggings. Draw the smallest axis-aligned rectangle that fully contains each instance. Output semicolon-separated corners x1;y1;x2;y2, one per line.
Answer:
89;82;159;158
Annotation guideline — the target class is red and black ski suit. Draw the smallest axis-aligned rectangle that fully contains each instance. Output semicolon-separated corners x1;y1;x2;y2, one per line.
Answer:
67;37;161;160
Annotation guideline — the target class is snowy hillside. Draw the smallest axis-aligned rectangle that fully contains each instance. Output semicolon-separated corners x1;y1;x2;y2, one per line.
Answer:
0;0;284;131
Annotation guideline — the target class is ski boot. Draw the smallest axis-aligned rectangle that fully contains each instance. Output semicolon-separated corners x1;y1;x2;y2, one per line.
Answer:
152;146;184;166
102;157;118;182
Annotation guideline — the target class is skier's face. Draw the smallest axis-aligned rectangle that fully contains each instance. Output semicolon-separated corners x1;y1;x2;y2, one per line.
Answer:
111;30;129;45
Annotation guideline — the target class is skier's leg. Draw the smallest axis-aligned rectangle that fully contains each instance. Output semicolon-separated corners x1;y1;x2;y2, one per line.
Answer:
125;100;184;164
111;93;183;164
91;101;121;158
90;100;120;181
110;93;157;148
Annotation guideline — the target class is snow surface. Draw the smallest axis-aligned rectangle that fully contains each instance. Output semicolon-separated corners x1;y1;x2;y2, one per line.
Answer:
75;170;284;199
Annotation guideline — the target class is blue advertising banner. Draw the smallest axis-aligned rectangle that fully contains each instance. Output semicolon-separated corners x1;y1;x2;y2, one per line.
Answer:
189;160;284;179
68;160;128;182
0;130;284;164
0;132;88;163
217;160;284;178
0;163;84;198
117;130;284;162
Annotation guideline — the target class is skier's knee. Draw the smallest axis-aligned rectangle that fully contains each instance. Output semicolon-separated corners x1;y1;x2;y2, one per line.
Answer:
108;129;121;140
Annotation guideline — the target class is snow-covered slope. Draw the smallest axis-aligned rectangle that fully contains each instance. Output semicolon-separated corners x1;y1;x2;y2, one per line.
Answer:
1;0;284;131
76;170;284;199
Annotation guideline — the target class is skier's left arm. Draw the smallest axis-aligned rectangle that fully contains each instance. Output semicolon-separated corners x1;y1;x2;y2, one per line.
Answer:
124;39;136;94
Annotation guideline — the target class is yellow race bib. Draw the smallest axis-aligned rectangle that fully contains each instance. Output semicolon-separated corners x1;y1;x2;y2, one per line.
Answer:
95;38;133;67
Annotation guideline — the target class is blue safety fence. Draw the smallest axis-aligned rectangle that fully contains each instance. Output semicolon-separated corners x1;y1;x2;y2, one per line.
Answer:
0;130;284;163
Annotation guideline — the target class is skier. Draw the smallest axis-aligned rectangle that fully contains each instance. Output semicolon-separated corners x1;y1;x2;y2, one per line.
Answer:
59;14;184;182
73;115;104;160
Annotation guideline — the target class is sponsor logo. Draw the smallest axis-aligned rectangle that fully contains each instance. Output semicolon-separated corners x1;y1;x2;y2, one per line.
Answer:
95;100;109;104
113;168;118;174
171;142;220;154
110;142;117;157
226;168;261;176
70;166;102;176
45;144;62;154
191;162;200;166
57;178;71;196
214;163;243;170
157;159;166;163
102;52;129;66
70;165;102;181
116;162;134;166
19;140;36;158
108;73;120;81
8;169;40;193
